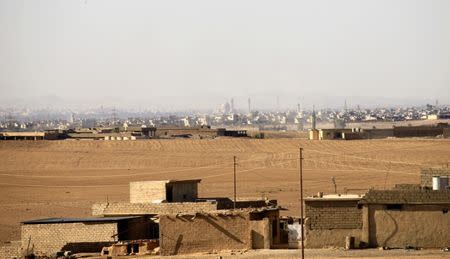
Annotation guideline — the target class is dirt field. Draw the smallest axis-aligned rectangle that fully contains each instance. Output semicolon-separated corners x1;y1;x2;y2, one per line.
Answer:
1;138;450;243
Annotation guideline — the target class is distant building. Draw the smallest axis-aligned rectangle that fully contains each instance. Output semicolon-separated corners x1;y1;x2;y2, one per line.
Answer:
81;118;96;129
393;123;448;138
308;129;319;140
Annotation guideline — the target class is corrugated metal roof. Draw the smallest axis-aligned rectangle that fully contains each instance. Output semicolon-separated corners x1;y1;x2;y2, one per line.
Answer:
22;216;140;224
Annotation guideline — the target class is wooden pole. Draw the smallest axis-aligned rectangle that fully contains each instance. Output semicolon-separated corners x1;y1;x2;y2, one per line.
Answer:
300;147;305;259
233;155;237;209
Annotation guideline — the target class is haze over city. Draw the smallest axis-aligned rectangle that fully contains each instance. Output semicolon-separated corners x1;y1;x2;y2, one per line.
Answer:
1;0;450;110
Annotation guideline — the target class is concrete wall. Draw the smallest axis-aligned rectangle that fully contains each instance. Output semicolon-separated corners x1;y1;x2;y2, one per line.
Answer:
159;213;252;255
363;129;394;139
342;132;365;140
92;202;218;216
154;128;218;138
169;182;198;202
393;126;444;138
305;226;362;248
319;129;353;140
368;204;450;248
130;181;168;203
309;130;319;140
21;222;117;256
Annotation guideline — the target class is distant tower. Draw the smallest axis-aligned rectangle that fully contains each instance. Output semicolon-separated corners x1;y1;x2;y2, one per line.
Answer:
311;106;317;130
297;103;301;113
248;98;251;113
344;99;348;113
435;99;439;108
230;98;235;112
69;113;75;124
112;107;117;125
276;96;280;111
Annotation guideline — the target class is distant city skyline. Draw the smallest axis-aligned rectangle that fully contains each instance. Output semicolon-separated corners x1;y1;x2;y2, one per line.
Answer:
1;0;450;109
0;94;445;111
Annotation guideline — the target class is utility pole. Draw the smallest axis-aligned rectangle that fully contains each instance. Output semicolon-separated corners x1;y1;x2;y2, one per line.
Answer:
233;156;237;210
299;147;305;259
332;176;337;194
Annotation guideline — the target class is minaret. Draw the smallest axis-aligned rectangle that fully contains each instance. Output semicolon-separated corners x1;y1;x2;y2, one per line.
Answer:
311;106;316;130
248;98;251;113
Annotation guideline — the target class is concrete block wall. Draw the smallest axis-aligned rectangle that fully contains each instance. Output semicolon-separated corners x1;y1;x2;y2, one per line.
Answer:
21;222;117;256
305;200;362;230
159;213;252;255
130;181;168;203
0;241;21;259
420;168;450;188
92;201;218;216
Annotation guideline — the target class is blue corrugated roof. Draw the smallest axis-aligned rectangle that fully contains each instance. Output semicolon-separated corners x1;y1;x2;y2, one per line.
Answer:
22;216;140;224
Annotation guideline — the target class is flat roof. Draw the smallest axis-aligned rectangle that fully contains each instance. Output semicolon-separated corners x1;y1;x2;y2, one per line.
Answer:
0;132;45;137
305;194;362;202
168;179;201;184
359;189;450;205
130;179;201;185
22;216;140;225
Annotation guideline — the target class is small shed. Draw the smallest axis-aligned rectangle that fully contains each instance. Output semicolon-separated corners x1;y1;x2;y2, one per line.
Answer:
21;216;157;256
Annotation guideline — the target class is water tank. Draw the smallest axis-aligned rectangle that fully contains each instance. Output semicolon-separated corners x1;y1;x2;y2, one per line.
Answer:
440;176;449;190
432;176;441;190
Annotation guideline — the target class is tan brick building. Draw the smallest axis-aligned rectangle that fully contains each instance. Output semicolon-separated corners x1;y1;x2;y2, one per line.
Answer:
304;195;363;248
159;208;281;255
14;179;281;257
21;216;157;256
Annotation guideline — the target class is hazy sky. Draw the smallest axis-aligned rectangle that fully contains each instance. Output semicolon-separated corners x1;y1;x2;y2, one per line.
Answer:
0;0;449;110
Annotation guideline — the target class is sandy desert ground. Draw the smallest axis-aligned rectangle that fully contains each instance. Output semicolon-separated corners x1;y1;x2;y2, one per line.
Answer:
1;138;450;243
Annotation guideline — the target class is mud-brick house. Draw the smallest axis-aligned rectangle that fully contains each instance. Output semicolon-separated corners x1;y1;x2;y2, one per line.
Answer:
93;179;272;216
359;188;450;248
159;208;282;256
304;187;450;249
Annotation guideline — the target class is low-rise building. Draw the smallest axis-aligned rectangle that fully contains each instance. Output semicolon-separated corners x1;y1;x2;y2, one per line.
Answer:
20;216;157;256
304;169;450;249
159;208;281;255
16;179;281;257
